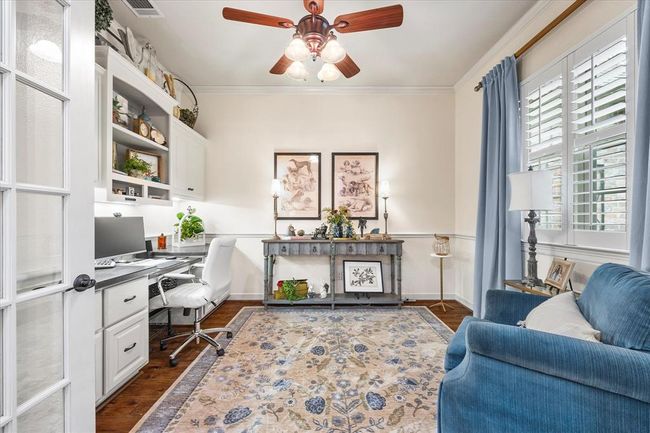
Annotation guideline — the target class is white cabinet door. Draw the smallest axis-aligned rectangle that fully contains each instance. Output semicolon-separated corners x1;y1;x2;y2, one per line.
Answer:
104;310;149;393
171;119;206;200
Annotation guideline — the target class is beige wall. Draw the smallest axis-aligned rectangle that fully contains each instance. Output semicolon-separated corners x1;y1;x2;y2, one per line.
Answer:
452;0;635;306
192;91;456;299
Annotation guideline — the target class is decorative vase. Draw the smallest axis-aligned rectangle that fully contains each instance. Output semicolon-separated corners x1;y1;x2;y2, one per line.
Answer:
344;224;354;238
331;224;343;238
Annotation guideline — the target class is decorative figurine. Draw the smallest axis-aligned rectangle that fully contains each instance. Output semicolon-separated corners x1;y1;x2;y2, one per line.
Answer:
297;229;305;236
288;224;296;236
358;218;367;237
311;224;328;240
320;283;330;299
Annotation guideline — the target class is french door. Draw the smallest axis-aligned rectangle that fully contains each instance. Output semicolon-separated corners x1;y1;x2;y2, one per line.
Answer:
0;1;95;432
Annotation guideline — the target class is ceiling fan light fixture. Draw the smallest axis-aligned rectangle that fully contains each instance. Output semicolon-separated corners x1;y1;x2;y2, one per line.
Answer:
287;61;308;81
317;62;341;82
285;37;310;62
320;38;346;63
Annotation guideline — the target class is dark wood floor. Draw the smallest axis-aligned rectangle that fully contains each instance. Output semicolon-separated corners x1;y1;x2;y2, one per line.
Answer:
96;300;472;433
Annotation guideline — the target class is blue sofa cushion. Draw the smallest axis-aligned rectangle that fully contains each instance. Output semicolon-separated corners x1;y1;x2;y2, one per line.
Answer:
444;316;484;371
577;263;650;351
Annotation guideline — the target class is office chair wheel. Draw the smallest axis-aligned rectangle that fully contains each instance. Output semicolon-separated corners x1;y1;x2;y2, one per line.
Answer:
169;357;178;367
226;331;233;339
216;348;225;357
160;342;167;351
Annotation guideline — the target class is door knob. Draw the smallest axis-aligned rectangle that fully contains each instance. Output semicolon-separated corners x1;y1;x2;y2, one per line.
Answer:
73;274;96;292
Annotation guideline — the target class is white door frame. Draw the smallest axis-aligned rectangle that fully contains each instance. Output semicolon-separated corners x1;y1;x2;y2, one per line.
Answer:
0;1;95;432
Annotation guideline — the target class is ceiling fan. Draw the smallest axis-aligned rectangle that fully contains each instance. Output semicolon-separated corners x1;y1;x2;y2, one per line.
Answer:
222;1;403;82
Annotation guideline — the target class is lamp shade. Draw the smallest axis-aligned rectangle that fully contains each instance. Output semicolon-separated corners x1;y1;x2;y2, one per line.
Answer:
379;180;391;198
508;170;554;211
271;179;283;196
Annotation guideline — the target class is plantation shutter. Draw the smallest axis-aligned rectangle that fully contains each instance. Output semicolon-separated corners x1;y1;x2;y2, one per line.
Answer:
523;74;563;230
570;32;629;233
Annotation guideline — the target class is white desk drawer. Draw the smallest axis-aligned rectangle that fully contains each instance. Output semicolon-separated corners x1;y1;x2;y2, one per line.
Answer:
103;277;147;327
95;291;103;332
104;310;148;393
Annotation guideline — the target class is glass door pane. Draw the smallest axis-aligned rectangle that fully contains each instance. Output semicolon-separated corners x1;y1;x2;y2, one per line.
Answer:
15;82;64;188
15;0;64;90
16;193;63;292
16;390;64;433
16;294;63;405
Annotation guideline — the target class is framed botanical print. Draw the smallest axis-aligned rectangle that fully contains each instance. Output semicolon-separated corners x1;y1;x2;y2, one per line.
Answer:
332;152;379;219
274;152;321;219
343;260;384;293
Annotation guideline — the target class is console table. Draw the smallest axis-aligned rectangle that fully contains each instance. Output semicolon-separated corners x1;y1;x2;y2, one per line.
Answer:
262;239;404;308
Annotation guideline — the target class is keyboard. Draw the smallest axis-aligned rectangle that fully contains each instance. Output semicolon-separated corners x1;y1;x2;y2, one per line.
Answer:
94;258;116;269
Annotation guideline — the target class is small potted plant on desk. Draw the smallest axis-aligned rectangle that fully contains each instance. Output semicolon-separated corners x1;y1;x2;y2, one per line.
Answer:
174;206;205;248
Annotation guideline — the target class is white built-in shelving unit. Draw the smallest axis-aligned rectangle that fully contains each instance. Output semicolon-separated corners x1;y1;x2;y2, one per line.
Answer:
95;46;207;205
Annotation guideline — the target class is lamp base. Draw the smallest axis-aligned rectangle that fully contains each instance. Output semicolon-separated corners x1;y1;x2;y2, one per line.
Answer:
522;276;545;288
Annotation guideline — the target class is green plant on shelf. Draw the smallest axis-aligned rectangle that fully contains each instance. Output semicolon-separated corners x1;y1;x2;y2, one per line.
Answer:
174;207;205;241
282;279;301;301
123;156;152;178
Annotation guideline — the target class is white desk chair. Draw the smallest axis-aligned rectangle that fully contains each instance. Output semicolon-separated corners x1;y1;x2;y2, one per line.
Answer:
150;237;236;366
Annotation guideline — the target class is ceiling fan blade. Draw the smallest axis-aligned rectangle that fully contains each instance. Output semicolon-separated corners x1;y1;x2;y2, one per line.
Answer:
335;55;360;78
270;55;293;75
303;0;324;14
334;5;403;33
222;7;294;29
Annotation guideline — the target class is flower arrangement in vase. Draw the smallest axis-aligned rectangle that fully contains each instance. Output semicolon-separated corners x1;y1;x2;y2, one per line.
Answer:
323;206;355;239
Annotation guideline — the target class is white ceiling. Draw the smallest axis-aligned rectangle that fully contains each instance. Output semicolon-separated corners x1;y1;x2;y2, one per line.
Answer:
109;0;536;87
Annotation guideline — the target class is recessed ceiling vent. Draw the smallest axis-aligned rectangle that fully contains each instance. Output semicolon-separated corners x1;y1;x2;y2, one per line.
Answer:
121;0;164;18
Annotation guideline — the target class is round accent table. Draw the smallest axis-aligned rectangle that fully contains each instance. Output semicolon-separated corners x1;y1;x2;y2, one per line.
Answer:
430;253;454;312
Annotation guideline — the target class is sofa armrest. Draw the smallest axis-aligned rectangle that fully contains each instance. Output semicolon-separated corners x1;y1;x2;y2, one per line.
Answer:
483;289;547;325
466;321;650;403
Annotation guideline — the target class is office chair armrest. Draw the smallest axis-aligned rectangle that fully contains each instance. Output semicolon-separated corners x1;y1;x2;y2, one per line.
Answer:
162;273;196;280
191;263;205;269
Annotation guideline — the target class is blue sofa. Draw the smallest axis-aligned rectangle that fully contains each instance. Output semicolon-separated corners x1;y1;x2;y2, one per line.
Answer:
438;263;650;433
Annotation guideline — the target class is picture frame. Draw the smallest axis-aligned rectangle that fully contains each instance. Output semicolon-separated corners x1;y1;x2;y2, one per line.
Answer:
274;152;321;220
127;149;160;178
332;152;379;219
343;260;384;293
544;258;576;291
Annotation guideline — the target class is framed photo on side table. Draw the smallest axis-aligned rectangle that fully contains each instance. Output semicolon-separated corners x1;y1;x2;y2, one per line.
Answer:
274;152;321;219
332;152;379;219
343;260;384;293
544;258;576;291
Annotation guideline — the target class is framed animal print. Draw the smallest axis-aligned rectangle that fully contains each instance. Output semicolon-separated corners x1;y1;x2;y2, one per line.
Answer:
274;152;321;219
343;260;384;293
332;152;379;219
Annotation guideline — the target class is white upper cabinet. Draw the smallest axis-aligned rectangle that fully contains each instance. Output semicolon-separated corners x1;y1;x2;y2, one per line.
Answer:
171;118;207;200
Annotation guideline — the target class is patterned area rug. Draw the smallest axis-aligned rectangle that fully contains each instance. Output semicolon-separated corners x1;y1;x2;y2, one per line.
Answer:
134;307;452;433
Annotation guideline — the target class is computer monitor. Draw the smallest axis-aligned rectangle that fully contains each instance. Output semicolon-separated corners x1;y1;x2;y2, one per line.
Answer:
95;217;146;260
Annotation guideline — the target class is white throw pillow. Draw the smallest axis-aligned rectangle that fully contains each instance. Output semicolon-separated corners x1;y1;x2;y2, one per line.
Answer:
518;292;601;343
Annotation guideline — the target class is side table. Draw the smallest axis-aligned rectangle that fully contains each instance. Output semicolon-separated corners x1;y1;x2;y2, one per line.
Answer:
430;253;453;312
503;279;556;297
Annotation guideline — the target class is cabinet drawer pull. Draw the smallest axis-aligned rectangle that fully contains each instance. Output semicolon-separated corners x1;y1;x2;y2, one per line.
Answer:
281;246;287;253
125;197;136;202
187;187;194;191
124;342;137;352
123;295;137;303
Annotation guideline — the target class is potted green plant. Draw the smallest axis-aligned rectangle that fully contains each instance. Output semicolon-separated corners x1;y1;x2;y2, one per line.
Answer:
323;205;355;238
123;156;151;179
173;206;205;247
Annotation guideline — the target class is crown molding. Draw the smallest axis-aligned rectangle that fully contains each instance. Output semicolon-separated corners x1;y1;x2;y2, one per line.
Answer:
191;85;454;96
454;0;554;89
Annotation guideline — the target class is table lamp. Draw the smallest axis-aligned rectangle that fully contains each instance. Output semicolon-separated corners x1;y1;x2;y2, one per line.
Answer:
379;180;391;239
508;168;554;287
271;179;283;240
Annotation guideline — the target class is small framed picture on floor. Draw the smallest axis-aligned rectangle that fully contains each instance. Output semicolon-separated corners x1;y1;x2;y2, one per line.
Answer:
343;260;384;293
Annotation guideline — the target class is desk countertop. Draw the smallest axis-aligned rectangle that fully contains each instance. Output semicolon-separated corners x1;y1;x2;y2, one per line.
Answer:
149;243;211;256
95;255;204;291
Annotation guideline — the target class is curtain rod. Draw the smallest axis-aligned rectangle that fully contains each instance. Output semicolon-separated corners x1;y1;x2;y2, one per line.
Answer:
474;0;589;92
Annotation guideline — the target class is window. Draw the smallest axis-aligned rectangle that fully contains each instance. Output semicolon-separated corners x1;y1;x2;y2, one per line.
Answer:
520;16;635;250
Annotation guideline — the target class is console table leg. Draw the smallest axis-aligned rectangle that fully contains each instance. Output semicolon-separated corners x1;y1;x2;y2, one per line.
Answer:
330;253;336;310
390;255;396;294
263;255;269;307
396;255;402;307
